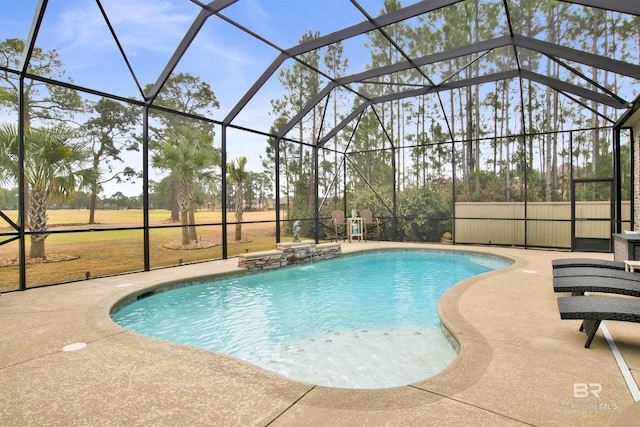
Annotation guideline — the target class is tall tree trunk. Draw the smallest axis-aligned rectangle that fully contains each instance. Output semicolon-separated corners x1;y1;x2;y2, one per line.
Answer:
493;92;498;175
89;184;98;224
180;208;190;246
177;177;191;246
462;89;470;186
473;0;481;192
171;174;180;222
396;100;401;191
235;181;243;241
545;12;554;202
188;203;197;241
89;153;101;224
591;10;600;174
309;106;317;210
284;146;291;221
28;186;48;258
421;95;426;186
505;82;511;202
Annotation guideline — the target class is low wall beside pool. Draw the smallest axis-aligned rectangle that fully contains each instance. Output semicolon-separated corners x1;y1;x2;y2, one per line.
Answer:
237;241;341;271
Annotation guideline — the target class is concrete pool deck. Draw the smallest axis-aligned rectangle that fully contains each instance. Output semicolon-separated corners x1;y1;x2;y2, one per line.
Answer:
1;242;639;426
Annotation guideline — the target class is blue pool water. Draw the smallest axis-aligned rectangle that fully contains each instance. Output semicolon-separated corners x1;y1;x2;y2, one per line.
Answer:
112;250;511;389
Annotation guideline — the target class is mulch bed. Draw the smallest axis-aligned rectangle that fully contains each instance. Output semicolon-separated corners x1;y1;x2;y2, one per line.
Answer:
0;254;79;267
163;238;253;250
163;238;220;250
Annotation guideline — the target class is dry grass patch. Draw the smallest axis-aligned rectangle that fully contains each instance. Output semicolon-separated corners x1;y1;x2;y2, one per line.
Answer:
0;209;283;291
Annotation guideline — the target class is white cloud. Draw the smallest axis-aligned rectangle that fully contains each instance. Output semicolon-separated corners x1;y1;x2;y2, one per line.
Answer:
53;0;193;54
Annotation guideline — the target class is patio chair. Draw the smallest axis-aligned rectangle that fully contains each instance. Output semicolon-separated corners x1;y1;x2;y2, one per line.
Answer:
331;210;347;241
551;258;625;270
553;275;640;297
553;267;640;281
360;209;380;242
557;295;640;348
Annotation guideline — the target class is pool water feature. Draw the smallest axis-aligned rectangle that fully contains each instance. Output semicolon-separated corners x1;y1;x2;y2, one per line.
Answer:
112;250;511;389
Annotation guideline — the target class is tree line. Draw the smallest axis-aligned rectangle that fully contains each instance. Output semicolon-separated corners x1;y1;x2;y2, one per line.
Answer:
266;0;635;239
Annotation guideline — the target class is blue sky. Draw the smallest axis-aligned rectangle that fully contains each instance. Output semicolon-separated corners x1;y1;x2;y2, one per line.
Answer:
1;0;384;124
0;0;396;196
3;0;639;131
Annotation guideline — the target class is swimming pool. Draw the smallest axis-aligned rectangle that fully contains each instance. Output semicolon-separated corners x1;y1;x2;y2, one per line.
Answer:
112;250;511;389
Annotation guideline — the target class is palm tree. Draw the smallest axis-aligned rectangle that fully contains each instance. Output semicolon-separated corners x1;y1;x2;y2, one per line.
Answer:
151;127;218;246
0;123;96;258
227;156;249;242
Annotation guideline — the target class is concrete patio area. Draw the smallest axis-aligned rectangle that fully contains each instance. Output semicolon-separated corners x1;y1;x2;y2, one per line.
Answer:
1;242;639;426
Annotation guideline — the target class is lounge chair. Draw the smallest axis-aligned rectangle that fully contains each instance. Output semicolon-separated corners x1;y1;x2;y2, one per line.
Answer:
551;258;625;270
552;267;640;281
557;295;640;348
331;210;347;241
553;275;640;297
359;208;380;242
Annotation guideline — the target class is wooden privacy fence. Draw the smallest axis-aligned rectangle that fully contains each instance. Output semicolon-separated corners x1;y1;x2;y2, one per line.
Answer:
454;202;631;248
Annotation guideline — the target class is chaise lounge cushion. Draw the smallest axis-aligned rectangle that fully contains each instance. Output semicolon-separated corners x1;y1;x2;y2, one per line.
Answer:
551;258;625;270
552;267;640;281
553;276;640;297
